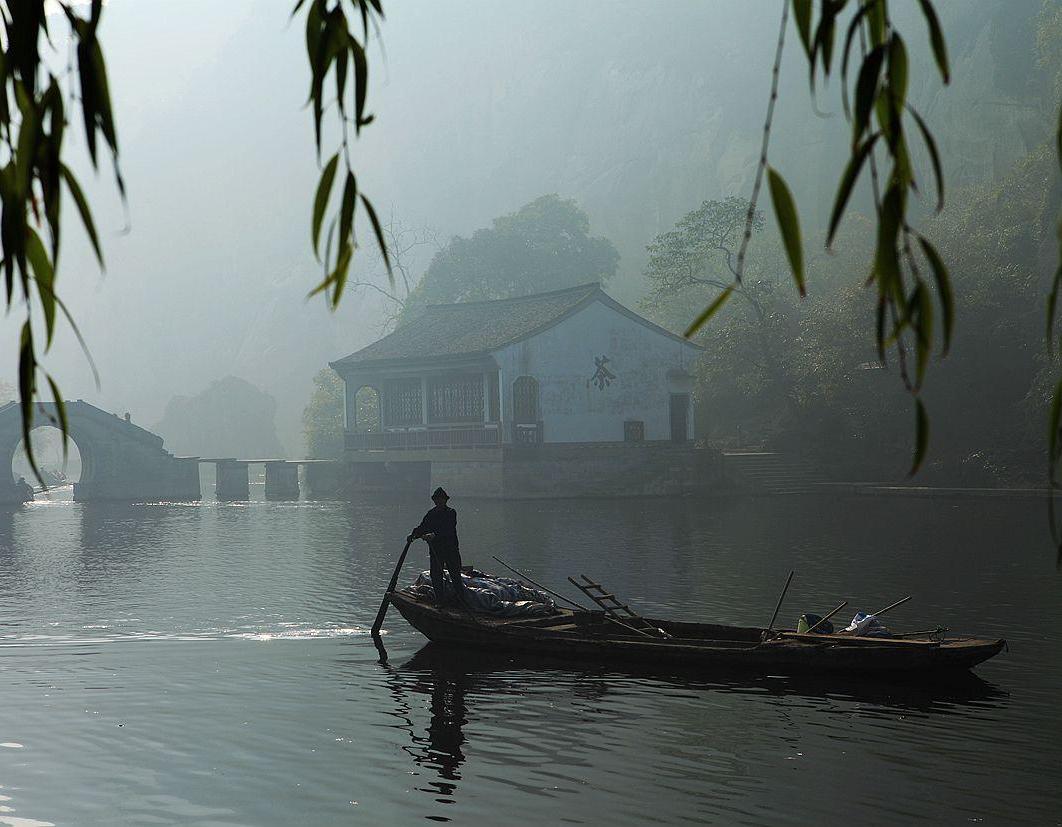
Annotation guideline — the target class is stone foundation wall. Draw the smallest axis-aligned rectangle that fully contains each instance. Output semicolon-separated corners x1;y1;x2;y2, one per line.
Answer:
494;444;722;499
314;445;724;500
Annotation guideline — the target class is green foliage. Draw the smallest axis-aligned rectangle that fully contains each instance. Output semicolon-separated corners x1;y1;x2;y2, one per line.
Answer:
0;0;120;481
302;368;345;459
400;194;618;319
298;0;391;307
701;0;964;475
649;133;1060;487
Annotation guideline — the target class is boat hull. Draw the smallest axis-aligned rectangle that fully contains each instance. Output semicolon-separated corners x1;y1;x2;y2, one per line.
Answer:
389;592;1005;676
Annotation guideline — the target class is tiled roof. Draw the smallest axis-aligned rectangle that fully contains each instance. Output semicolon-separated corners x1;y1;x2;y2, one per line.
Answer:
330;282;700;369
331;283;602;367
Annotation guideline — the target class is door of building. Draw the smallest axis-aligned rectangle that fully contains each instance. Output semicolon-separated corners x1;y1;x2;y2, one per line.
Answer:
669;393;689;443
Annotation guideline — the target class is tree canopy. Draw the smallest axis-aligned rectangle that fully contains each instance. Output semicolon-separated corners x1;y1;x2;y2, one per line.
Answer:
399;194;618;320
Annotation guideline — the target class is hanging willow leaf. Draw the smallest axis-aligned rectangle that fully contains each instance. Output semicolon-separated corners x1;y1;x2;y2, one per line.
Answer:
360;193;392;278
915;0;950;84
338;171;357;252
684;284;734;338
312;153;339;257
46;374;69;462
911;280;933;388
767;167;805;296
60;163;103;266
888;34;908;109
792;0;813;59
840;2;874;119
853;45;886;147
828;132;880;247
906;104;945;211
17;322;41;483
910;398;929;476
25;228;56;344
918;235;953;355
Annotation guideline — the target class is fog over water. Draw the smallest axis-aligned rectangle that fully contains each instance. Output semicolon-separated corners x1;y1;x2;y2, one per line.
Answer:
0;1;1045;456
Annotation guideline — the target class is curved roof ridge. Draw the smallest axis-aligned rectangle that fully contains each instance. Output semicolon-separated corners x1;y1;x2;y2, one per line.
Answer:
426;282;601;311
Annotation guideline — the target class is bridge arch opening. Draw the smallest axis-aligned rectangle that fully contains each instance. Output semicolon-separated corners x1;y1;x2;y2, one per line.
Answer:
11;425;84;489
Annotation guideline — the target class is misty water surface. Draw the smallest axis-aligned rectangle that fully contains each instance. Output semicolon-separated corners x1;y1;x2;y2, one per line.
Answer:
0;492;1058;825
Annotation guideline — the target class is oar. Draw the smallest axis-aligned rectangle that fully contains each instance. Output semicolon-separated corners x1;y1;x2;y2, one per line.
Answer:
870;595;912;618
766;570;795;633
803;600;848;634
371;537;414;639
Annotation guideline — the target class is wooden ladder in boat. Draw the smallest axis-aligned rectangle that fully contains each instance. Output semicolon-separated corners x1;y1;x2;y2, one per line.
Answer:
568;575;669;639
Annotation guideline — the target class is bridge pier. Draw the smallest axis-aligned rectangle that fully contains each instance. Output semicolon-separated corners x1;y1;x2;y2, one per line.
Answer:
213;460;250;501
264;461;300;501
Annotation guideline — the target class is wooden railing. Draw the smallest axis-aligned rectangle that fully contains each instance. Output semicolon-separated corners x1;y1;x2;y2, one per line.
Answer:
346;426;499;451
345;422;542;451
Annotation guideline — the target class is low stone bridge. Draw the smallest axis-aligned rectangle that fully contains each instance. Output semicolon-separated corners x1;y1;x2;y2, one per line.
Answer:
0;400;200;504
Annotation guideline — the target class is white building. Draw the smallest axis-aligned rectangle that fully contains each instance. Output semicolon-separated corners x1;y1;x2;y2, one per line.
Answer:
330;283;703;451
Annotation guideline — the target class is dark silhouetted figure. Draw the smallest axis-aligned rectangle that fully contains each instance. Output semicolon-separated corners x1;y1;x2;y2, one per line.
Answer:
16;476;33;503
408;487;470;610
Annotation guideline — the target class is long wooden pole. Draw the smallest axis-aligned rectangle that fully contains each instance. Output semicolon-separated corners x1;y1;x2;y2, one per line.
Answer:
871;595;912;618
491;555;593;611
491;555;659;639
371;538;413;638
804;600;848;634
766;570;795;632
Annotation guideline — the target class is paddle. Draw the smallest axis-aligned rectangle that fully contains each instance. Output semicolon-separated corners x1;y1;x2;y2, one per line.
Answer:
766;570;795;633
371;537;414;641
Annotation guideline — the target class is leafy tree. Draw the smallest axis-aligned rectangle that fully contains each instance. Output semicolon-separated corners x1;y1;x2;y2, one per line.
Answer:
400;194;619;319
302;368;345;459
302;368;381;457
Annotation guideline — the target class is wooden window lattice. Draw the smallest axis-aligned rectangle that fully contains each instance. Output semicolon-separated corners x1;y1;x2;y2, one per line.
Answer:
429;375;484;423
384;379;422;426
624;420;645;442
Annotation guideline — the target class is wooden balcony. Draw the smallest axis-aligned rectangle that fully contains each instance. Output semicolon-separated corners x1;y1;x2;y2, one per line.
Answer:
345;422;542;451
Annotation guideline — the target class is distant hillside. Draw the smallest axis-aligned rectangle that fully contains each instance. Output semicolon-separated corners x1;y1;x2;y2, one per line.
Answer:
154;377;285;459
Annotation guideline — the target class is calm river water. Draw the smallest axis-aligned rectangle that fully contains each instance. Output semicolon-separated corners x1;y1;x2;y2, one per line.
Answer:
0;490;1059;825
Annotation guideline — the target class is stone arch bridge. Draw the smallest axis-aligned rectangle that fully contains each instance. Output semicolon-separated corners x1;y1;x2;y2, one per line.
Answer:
0;400;200;503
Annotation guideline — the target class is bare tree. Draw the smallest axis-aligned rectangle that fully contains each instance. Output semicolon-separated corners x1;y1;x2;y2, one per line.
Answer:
346;208;440;331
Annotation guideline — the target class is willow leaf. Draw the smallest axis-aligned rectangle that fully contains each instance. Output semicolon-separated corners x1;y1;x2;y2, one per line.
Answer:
684;284;734;338
361;193;392;279
828;132;880;247
767;167;805;296
916;0;950;84
60;163;103;266
918;235;953;355
312;153;339;257
910;398;929;476
908;103;945;211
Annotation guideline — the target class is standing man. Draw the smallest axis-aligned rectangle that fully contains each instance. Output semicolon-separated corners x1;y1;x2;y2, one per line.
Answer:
408;487;471;610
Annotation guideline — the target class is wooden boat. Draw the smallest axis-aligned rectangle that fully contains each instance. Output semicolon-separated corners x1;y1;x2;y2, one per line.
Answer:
389;590;1006;675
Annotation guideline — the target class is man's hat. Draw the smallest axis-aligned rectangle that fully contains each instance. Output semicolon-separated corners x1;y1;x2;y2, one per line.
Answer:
431;486;449;500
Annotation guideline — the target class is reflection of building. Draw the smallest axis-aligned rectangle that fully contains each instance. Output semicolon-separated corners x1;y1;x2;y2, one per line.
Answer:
328;284;721;497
